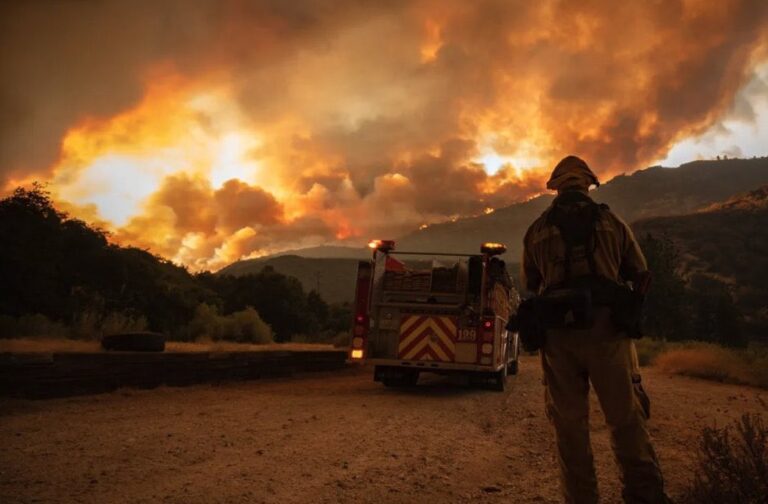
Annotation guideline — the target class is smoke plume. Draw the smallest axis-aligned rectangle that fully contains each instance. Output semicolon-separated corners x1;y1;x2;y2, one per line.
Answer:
1;0;767;268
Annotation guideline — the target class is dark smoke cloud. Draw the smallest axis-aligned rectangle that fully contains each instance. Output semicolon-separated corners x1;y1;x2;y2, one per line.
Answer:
2;0;768;267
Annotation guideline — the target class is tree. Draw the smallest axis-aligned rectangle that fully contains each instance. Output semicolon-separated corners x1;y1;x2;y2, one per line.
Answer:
306;290;329;334
639;233;691;340
688;275;746;348
202;267;316;342
1;184;338;342
0;184;218;338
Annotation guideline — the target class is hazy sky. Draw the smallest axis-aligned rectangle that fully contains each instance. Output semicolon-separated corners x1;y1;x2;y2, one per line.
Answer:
1;0;767;269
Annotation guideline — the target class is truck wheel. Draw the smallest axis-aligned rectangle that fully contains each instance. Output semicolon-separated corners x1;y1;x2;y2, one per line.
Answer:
508;338;520;375
491;364;507;392
507;336;520;375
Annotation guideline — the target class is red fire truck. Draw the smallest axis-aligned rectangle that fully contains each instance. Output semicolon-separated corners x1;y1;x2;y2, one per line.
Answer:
349;239;520;391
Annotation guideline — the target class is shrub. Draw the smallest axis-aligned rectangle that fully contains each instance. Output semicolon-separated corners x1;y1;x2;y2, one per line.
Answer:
188;303;273;344
331;331;351;348
100;312;148;336
685;414;768;503
634;338;669;366
68;311;148;339
654;342;768;389
224;307;273;344
0;313;69;339
188;303;222;340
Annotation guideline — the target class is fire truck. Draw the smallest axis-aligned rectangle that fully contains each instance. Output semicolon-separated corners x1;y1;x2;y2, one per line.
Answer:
348;239;521;391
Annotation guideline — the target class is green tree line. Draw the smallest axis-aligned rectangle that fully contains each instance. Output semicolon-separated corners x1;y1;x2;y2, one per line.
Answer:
0;185;350;343
640;233;746;347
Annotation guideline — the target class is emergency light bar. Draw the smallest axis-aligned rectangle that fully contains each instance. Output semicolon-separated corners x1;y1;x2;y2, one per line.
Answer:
481;242;507;255
368;239;396;252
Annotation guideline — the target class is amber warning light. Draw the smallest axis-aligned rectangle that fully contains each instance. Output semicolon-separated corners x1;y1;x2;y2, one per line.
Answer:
480;242;507;255
367;239;396;252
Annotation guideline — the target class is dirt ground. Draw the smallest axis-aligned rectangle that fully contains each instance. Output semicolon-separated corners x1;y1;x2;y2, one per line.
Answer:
0;338;335;353
1;358;767;504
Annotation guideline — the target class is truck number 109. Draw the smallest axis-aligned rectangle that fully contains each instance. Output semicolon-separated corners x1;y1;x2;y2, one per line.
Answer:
457;328;477;341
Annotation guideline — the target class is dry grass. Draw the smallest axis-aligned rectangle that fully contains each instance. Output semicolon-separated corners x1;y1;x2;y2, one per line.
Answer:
0;337;335;354
165;341;335;352
653;342;768;389
0;338;101;353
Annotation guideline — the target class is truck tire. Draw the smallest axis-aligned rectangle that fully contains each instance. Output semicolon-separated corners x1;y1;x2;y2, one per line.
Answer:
508;338;520;375
491;363;507;392
101;332;166;352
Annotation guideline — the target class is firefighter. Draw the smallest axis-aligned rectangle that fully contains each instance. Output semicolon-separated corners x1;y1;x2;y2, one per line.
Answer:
521;156;669;503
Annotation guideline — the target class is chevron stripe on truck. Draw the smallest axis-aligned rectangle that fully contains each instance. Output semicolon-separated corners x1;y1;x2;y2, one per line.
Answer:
397;315;457;362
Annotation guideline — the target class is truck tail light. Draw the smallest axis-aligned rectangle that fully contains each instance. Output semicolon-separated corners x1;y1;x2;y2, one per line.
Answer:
482;318;495;341
353;314;368;337
349;261;372;361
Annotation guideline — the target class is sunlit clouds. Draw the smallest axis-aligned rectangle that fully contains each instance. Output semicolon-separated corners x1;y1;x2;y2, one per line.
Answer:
1;0;768;269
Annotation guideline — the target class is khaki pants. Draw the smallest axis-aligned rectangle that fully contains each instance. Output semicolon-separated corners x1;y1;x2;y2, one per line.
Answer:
541;309;666;503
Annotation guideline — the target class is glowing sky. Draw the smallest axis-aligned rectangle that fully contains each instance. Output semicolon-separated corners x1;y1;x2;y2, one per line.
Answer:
1;1;767;269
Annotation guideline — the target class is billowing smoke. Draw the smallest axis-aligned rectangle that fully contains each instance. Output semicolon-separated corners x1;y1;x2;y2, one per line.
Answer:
2;0;767;268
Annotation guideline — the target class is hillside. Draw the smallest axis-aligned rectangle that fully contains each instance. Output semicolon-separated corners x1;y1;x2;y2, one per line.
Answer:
0;186;339;342
398;157;768;259
219;255;362;304
221;158;768;305
264;245;370;260
633;185;768;335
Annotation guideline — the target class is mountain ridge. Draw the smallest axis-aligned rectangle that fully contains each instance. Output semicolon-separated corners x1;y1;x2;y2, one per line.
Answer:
221;157;768;305
398;157;768;259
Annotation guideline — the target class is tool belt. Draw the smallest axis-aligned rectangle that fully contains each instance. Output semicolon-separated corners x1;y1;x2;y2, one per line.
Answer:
508;278;644;352
507;297;546;352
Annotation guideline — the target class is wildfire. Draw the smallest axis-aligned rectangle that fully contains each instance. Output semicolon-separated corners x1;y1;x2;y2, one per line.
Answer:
51;77;270;225
420;19;444;63
3;0;766;270
40;69;554;270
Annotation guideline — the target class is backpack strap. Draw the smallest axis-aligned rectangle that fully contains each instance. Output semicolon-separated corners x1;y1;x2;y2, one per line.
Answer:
545;193;605;285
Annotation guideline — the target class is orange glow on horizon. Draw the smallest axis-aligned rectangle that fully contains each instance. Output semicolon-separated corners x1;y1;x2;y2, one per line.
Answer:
8;1;764;271
38;74;551;270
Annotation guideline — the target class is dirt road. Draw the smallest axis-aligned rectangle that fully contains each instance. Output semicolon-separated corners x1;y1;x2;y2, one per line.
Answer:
2;358;767;503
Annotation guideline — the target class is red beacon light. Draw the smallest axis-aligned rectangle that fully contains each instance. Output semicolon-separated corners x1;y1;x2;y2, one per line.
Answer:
368;239;396;253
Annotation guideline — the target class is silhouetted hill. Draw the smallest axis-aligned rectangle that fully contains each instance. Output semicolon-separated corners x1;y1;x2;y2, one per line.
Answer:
0;186;342;342
219;255;361;304
633;185;768;335
265;245;369;260
398;157;768;259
